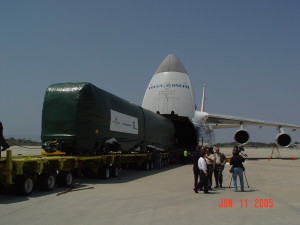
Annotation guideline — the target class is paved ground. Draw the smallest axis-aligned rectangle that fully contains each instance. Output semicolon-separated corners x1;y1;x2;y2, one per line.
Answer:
1;147;300;225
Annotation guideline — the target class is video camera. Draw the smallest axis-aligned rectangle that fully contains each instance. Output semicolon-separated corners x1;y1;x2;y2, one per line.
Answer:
234;145;247;158
234;146;244;153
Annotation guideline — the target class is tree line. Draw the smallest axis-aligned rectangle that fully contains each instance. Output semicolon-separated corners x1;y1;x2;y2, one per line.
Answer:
215;142;277;148
6;137;41;146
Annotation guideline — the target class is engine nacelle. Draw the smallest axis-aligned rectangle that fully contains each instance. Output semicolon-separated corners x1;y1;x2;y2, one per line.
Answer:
234;129;249;145
275;133;291;147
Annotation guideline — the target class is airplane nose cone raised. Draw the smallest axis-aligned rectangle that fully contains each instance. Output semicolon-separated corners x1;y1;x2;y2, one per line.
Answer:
155;54;188;74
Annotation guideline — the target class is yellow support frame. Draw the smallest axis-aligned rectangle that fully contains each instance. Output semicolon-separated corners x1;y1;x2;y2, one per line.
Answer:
0;150;170;188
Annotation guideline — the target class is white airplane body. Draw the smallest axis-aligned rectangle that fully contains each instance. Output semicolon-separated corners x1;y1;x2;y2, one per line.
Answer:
142;54;300;148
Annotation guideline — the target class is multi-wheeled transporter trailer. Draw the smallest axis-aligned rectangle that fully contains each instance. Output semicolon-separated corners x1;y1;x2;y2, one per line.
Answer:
0;150;170;196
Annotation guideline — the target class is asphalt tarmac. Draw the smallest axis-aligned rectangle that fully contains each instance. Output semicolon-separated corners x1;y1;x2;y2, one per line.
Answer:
1;147;300;225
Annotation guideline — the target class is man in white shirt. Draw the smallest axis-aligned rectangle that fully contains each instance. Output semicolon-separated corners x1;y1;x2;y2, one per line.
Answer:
194;150;209;194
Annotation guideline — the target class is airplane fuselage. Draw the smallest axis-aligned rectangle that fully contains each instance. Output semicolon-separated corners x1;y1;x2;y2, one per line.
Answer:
142;54;300;148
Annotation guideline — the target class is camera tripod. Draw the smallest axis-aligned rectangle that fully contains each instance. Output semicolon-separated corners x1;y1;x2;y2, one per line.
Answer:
269;144;281;159
228;170;250;189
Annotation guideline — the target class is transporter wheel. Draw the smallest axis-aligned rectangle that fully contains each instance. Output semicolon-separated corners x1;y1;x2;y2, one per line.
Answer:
165;158;169;167
15;175;34;196
82;167;98;178
72;168;83;178
122;163;129;170
38;172;56;191
143;162;150;171
100;166;110;179
150;161;154;170
110;166;119;178
57;171;73;187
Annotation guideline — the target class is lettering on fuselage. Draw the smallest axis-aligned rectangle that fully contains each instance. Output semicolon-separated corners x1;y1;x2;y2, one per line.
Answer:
148;83;190;96
158;90;175;96
148;83;190;90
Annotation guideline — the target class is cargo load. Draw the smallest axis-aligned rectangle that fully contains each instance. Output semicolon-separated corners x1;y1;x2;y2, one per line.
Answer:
41;82;175;154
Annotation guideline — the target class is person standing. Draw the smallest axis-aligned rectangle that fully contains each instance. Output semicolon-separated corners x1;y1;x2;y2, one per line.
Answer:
214;147;226;188
230;146;245;192
183;149;189;164
0;121;10;151
157;150;162;169
194;149;209;194
153;149;162;170
192;146;202;190
205;147;215;190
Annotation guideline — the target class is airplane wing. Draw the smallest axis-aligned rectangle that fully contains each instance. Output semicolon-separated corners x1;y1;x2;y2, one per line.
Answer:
199;112;300;147
198;85;300;130
206;113;300;130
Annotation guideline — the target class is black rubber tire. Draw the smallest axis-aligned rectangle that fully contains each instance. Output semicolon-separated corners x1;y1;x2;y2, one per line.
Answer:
143;162;150;171
82;167;98;178
165;158;169;167
110;166;119;178
38;172;56;191
150;161;154;170
15;175;34;196
161;160;165;168
72;168;83;178
100;166;110;179
57;171;73;187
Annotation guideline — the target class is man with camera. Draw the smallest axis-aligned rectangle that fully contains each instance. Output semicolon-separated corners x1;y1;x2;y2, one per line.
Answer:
230;146;246;192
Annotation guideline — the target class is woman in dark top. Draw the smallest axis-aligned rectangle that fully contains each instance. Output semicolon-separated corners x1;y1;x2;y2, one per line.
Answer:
230;146;245;191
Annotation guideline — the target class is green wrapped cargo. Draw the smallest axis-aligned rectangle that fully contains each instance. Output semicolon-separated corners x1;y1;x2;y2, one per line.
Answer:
41;82;175;154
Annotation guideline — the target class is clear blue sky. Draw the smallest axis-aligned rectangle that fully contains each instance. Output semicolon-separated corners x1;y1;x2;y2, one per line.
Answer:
1;0;299;143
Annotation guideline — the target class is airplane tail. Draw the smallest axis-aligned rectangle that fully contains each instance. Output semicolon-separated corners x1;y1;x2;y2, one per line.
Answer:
200;84;206;112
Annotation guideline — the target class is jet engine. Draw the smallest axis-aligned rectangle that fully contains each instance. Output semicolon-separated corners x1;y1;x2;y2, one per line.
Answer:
275;133;291;147
234;129;249;145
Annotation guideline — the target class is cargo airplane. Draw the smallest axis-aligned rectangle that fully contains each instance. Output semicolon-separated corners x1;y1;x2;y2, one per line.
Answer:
142;54;300;148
